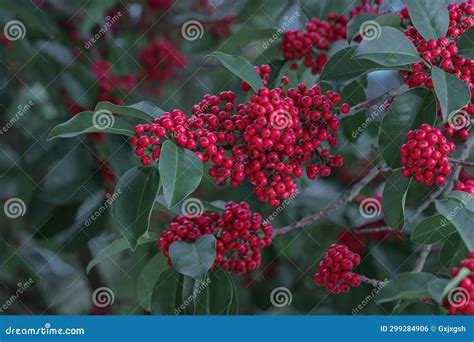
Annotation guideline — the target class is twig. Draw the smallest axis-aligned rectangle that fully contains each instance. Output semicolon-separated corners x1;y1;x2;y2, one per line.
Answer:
449;158;474;168
273;161;384;237
356;226;397;234
359;275;386;288
341;84;408;117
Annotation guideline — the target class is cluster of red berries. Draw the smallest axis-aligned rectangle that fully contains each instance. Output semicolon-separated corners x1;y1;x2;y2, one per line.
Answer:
279;0;381;75
158;201;272;274
138;38;187;92
401;124;456;185
313;244;361;294
400;1;474;140
337;219;404;255
443;252;474;315
131;65;349;206
454;180;474;194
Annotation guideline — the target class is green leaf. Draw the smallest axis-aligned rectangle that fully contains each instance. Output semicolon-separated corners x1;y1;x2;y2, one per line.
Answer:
457;26;474;59
355;27;421;66
48;111;135;140
404;0;449;41
376;272;436;303
169;235;216;281
379;87;437;168
440;233;469;266
112;167;161;250
218;27;278;53
382;169;411;230
137;253;168;312
340;79;367;141
159;141;203;208
347;13;400;42
86;233;161;273
436;199;474;250
431;66;471;122
208;51;263;92
95;101;165;121
427;277;450;304
411;214;456;244
151;269;182;315
440;267;471;300
193;277;211;315
320;47;407;84
209;269;239;315
446;191;474;212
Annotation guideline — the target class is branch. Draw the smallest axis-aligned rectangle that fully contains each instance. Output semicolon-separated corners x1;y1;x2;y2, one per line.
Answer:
273;161;384;237
449;158;474;168
359;275;386;288
341;84;408;117
411;134;474;272
356;226;397;234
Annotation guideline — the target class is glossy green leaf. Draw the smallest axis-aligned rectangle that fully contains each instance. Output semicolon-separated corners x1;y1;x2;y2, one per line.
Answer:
440;233;469;266
95;101;165;121
169;235;216;281
436;199;474;250
432;66;471;122
382;169;411;230
151;269;182;315
446;191;474;212
137;253;168;312
48;111;135;140
404;0;449;41
112;167;161;250
457;26;474;59
218;27;278;53
355;27;421;66
340;79;367;141
208;51;263;92
209;269;239;315
347;13;400;42
159;141;203;208
379;87;437;168
427;277;450;304
86;233;161;273
376;272;436;303
411;214;456;244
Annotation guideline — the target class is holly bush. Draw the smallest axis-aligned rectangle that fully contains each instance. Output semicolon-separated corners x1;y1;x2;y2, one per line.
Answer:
1;0;473;316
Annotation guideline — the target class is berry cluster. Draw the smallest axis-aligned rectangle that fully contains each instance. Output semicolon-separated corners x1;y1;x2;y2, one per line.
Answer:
400;1;474;140
131;65;349;206
158;201;272;274
337;219;404;255
279;0;381;74
443;252;474;315
138;38;187;93
401;124;456;185
314;244;361;294
454;179;474;194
